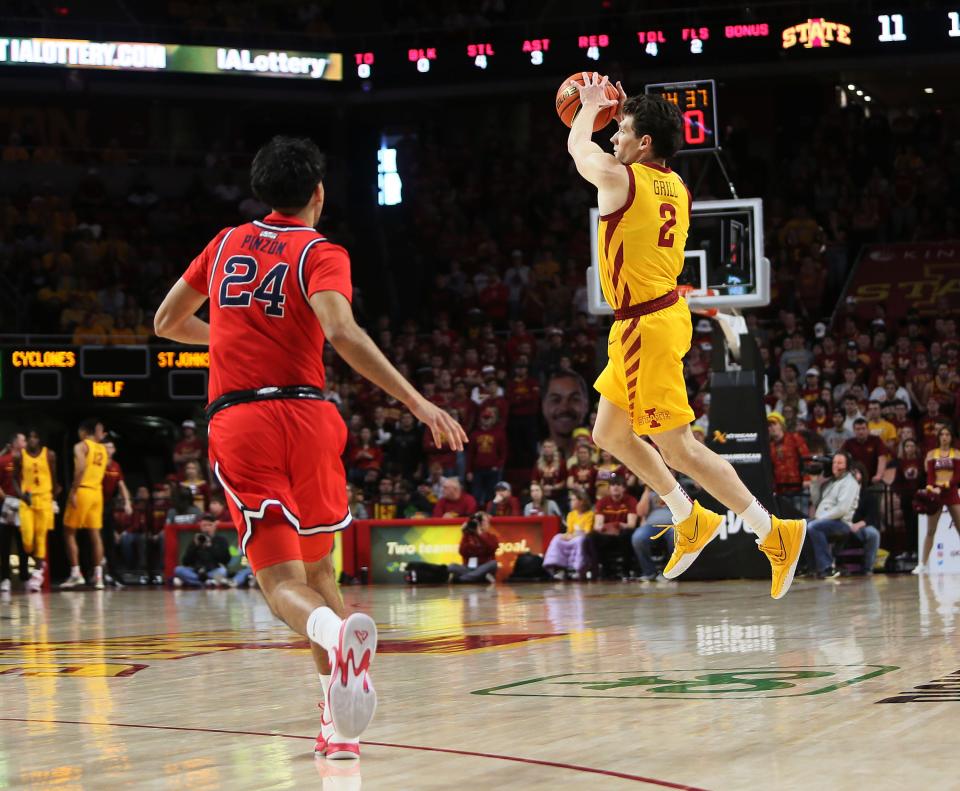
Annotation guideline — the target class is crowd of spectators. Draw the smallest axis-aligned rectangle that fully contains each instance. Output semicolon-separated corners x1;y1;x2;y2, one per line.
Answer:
2;78;959;581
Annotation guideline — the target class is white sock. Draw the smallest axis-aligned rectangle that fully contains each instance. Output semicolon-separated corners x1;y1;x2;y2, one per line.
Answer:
740;499;772;541
306;606;343;651
319;672;330;699
70;565;81;577
662;484;694;523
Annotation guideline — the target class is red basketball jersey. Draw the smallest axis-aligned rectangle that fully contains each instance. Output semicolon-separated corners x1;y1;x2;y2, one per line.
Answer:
183;212;352;402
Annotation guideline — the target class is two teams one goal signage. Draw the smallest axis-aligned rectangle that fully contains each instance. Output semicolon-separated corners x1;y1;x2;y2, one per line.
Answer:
0;36;342;81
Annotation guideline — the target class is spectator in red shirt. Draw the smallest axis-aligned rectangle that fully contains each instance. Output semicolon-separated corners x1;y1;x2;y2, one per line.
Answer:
566;444;598;501
801;369;821;407
208;494;233;526
505;320;536;364
842;418;889;482
806;400;830;434
433;477;477;518
448;511;499;583
179;460;210;511
458;348;483;389
173;419;204;475
919;398;947;451
467;407;508;506
478;270;509;325
349;427;385;484
532;439;567;503
448;380;477;434
506;360;541;468
471;368;508;426
486;481;521;516
895;437;924;541
768;412;811;513
588;475;639;578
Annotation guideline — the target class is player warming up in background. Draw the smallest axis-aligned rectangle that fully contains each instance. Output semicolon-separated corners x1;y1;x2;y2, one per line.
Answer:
61;419;108;590
16;429;60;592
155;135;467;758
567;73;806;599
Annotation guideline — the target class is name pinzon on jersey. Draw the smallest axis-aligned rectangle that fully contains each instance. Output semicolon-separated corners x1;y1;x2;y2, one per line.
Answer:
239;234;288;256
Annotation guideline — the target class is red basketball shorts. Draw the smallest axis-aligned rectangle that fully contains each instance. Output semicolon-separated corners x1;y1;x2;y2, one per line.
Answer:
208;398;351;573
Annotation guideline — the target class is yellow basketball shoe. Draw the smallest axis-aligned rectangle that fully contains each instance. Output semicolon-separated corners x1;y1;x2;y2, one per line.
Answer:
656;500;725;579
757;517;807;600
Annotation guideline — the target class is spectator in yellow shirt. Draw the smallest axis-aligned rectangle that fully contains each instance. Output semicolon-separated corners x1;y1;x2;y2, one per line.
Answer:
542;487;594;580
865;400;898;452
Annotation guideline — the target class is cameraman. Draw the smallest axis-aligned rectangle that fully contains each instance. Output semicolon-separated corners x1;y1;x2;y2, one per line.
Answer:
805;452;861;579
172;513;231;587
448;511;500;583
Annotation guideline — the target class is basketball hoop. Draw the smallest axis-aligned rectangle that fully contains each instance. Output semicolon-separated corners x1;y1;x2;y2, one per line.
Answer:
677;285;719;317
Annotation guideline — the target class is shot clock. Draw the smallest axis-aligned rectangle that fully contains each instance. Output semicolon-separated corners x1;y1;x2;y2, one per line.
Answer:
645;79;719;154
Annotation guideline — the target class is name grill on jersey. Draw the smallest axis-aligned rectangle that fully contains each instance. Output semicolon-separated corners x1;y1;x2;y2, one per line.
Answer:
653;179;679;197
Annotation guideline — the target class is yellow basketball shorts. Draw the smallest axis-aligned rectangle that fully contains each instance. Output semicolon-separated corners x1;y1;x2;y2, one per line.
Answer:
63;487;103;530
20;495;54;559
594;298;695;435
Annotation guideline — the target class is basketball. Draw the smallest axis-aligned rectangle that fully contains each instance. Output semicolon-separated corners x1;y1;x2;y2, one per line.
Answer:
555;72;619;131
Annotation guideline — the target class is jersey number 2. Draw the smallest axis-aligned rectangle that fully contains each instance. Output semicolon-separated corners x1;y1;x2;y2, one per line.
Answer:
657;203;677;247
219;256;288;317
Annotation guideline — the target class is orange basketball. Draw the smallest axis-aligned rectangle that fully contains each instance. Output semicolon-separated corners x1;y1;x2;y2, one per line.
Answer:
555;73;619;132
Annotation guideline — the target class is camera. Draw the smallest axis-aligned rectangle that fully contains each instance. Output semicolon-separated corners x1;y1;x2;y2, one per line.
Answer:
462;517;478;534
804;455;833;475
195;532;209;545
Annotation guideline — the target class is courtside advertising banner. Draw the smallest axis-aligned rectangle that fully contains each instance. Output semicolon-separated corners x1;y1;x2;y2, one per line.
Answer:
366;518;555;583
0;36;343;80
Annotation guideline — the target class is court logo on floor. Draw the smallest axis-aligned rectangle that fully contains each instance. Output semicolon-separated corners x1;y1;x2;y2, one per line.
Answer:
473;665;898;700
875;669;960;703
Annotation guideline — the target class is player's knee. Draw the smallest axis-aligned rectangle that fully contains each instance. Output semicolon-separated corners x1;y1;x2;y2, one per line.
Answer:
592;420;624;454
305;554;335;590
659;437;695;472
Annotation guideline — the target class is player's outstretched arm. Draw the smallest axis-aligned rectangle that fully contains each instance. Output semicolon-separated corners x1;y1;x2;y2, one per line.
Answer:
310;290;468;452
155;279;210;345
566;72;622;188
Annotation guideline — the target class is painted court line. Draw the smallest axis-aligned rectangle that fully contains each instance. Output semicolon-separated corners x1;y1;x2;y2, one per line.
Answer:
0;716;711;790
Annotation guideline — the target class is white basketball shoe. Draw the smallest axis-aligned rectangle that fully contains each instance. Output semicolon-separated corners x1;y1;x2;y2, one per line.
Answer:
326;612;378;740
314;697;360;760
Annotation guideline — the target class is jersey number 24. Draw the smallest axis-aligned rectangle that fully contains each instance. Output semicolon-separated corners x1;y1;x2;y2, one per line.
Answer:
218;255;288;317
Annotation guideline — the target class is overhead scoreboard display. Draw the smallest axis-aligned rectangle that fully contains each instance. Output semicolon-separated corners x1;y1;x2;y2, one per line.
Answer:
2;347;209;403
2;10;958;89
645;79;718;153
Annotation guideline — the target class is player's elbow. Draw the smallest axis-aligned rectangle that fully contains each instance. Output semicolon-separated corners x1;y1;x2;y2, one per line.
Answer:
320;315;355;347
153;307;174;338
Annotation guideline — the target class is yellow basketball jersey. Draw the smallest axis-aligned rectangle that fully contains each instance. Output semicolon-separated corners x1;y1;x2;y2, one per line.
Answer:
21;447;52;497
597;162;690;307
80;438;107;488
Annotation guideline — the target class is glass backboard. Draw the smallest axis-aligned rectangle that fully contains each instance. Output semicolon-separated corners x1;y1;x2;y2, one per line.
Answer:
587;198;770;314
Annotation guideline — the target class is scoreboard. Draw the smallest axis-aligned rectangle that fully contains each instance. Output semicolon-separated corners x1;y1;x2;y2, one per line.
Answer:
2;346;208;403
2;8;959;90
335;8;960;88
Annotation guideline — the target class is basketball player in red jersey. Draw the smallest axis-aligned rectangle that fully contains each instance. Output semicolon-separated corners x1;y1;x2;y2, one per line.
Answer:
568;74;805;599
155;136;467;759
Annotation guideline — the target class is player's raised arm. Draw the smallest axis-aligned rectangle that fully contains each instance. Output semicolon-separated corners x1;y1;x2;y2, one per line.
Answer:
154;279;210;345
566;72;624;188
309;290;468;452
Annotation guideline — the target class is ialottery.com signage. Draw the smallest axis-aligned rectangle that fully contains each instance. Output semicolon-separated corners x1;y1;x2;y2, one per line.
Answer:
0;37;342;80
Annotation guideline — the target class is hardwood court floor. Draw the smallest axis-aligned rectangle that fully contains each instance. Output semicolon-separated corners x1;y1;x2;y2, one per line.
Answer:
1;574;957;790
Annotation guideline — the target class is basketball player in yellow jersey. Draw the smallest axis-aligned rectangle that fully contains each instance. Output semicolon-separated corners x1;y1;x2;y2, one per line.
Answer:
567;73;805;599
16;429;60;592
61;419;109;590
